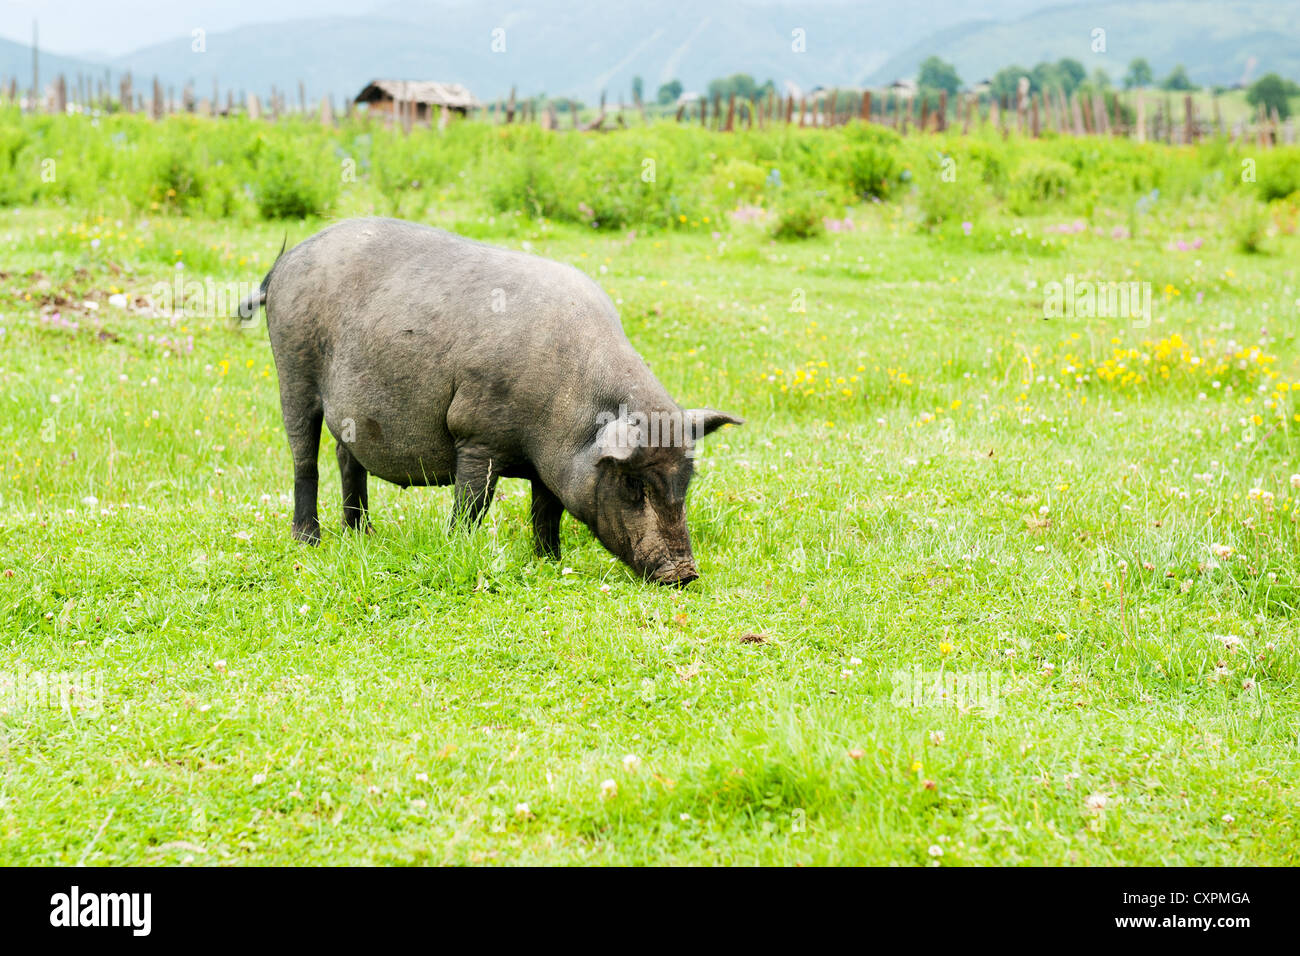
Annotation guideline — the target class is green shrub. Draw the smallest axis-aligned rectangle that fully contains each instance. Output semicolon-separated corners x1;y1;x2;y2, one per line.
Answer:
1230;196;1270;253
1257;149;1300;202
1008;156;1075;213
831;136;900;200
252;139;339;219
1014;156;1074;200
486;150;565;219
372;130;458;216
915;171;983;231
710;158;768;209
770;189;830;240
0;123;31;206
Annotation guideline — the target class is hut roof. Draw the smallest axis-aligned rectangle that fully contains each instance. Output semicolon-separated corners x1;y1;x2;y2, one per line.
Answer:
355;80;482;110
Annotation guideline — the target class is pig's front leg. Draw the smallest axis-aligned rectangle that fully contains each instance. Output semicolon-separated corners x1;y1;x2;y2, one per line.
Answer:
451;446;499;529
530;479;563;559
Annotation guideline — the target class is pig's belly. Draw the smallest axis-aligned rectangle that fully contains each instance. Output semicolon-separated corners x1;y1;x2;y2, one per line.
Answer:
324;406;456;487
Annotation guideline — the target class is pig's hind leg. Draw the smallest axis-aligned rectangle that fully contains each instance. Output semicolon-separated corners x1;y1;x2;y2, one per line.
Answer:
336;442;371;533
450;446;499;530
280;383;324;544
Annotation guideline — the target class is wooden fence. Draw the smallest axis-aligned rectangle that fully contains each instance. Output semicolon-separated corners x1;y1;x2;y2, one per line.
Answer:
2;71;1295;148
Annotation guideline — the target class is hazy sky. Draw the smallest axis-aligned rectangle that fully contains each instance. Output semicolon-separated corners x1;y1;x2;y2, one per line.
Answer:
3;0;861;58
0;0;385;57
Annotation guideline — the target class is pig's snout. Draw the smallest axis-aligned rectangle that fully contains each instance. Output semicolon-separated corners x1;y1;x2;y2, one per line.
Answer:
650;558;699;586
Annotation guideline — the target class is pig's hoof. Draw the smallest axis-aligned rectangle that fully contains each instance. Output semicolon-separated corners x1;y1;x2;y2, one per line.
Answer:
292;522;321;545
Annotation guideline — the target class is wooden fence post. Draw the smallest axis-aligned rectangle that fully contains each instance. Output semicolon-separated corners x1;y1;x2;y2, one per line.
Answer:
31;21;39;113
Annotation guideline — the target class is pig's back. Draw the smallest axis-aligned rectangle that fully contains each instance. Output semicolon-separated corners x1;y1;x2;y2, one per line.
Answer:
263;218;644;486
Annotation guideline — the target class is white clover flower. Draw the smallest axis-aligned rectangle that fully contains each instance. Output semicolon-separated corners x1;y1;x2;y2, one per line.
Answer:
1215;634;1244;652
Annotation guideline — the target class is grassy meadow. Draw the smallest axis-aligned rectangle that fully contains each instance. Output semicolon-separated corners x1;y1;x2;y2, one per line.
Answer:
2;109;1300;864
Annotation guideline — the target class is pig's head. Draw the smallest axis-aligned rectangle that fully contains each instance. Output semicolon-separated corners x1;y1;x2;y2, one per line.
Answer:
586;407;742;585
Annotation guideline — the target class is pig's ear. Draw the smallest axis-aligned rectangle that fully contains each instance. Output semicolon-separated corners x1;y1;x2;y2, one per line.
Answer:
685;409;744;441
594;417;644;465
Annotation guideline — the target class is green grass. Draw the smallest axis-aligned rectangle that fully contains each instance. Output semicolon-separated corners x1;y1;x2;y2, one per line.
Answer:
1;117;1299;865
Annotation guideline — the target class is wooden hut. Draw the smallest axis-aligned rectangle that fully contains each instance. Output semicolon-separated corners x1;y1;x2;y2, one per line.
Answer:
353;80;482;123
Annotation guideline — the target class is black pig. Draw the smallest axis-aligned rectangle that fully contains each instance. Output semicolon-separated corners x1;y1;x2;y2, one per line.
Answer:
240;218;741;585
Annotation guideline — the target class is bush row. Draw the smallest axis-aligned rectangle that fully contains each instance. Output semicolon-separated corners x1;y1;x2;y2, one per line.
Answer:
0;107;1297;235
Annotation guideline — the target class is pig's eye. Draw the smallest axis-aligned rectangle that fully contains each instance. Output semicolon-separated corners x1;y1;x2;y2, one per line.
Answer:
620;474;644;499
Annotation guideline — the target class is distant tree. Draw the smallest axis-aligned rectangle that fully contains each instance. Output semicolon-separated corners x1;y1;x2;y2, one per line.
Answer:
917;56;961;97
631;75;644;103
1160;64;1196;91
1246;73;1298;119
990;65;1031;101
656;79;683;105
1030;62;1061;95
707;73;760;102
1090;67;1112;90
1056;58;1086;93
1124;58;1153;89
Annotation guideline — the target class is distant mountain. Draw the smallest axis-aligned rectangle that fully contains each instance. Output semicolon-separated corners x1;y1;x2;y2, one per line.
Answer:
868;0;1300;88
0;34;118;95
27;0;1068;104
1;0;1295;106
